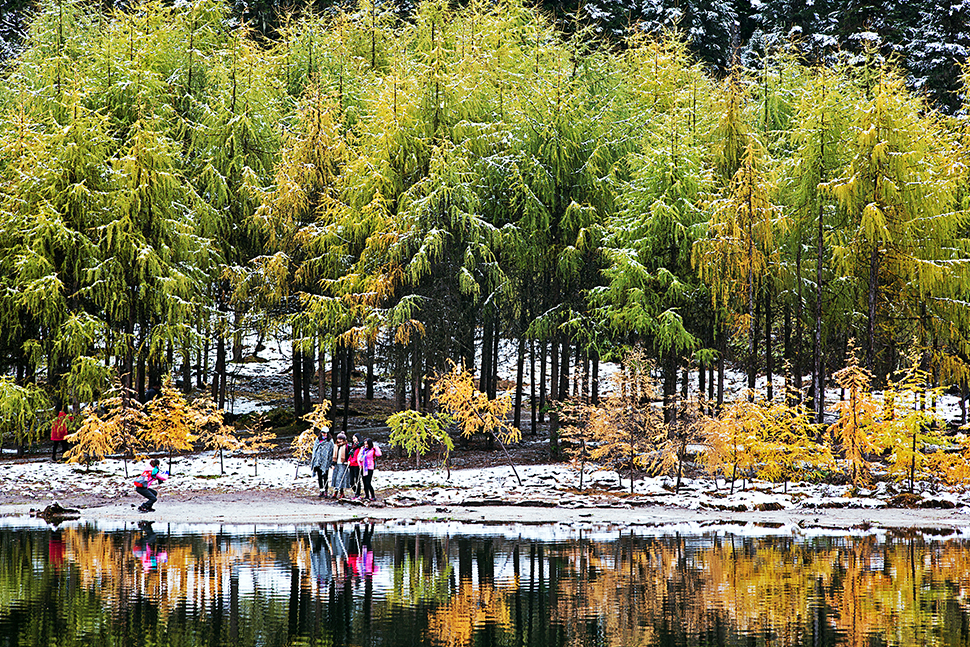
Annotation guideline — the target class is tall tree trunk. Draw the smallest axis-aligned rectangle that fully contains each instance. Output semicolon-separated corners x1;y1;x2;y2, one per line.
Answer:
198;317;207;389
813;103;826;424
514;334;525;429
292;338;304;417
708;360;714;403
747;220;756;396
538;340;547;422
490;320;500;400
867;245;880;373
550;340;559;401
318;347;326;406
794;238;804;398
232;309;244;363
783;301;791;397
394;346;406;412
302;351;313;414
530;338;537;434
181;344;191;394
218;337;228;409
343;342;352;431
213;333;226;409
465;309;476;374
136;319;147;401
410;339;418;412
366;338;375;400
331;342;341;425
480;314;493;393
699;356;706;399
558;341;570;403
765;286;773;401
717;328;725;409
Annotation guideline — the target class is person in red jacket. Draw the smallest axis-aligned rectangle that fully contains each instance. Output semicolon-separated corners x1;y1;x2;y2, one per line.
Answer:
347;434;363;498
50;409;72;462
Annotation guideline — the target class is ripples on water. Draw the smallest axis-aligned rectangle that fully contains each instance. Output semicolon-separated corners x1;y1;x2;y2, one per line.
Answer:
1;520;969;647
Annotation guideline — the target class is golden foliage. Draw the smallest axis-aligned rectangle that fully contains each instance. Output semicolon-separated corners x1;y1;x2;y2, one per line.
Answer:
64;410;120;467
873;363;950;489
239;413;277;476
830;347;882;485
191;395;239;454
293;402;331;461
431;361;521;446
698;392;832;490
144;378;197;458
426;580;510;647
65;378;147;466
428;360;522;482
560;348;666;490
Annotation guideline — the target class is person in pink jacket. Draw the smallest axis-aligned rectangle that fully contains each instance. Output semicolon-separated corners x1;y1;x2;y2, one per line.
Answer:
134;459;168;512
359;438;382;501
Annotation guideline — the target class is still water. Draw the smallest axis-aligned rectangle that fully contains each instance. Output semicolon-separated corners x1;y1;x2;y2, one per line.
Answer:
1;519;969;647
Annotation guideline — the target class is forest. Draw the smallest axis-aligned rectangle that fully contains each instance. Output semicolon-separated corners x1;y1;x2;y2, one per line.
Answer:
1;0;970;485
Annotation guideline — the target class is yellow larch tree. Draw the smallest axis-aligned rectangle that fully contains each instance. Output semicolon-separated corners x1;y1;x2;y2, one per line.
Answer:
239;412;277;476
698;393;764;493
754;399;832;492
873;362;949;492
65;377;147;475
430;361;522;484
191;395;239;476
292;401;331;477
829;346;880;487
64;410;118;472
561;348;666;493
144;378;197;474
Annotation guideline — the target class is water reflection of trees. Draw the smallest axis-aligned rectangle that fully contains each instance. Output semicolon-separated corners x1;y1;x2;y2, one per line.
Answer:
2;525;970;647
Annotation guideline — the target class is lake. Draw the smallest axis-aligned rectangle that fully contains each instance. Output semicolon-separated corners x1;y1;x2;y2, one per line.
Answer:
1;519;968;646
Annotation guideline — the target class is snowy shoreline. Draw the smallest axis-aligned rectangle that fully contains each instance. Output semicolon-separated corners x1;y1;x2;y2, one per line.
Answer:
2;454;969;531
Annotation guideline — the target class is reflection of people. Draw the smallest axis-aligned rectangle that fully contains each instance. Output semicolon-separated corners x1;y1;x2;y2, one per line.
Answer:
309;527;334;585
132;521;168;572
134;459;168;512
50;408;72;462
48;530;65;567
310;431;335;498
356;524;377;576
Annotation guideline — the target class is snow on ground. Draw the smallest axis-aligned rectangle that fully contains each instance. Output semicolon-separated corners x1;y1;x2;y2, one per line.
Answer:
487;338;967;428
3;454;968;514
179;325;969;429
219;331;397;416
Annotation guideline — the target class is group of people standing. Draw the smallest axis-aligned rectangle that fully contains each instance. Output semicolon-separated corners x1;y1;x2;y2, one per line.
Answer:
310;431;382;501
